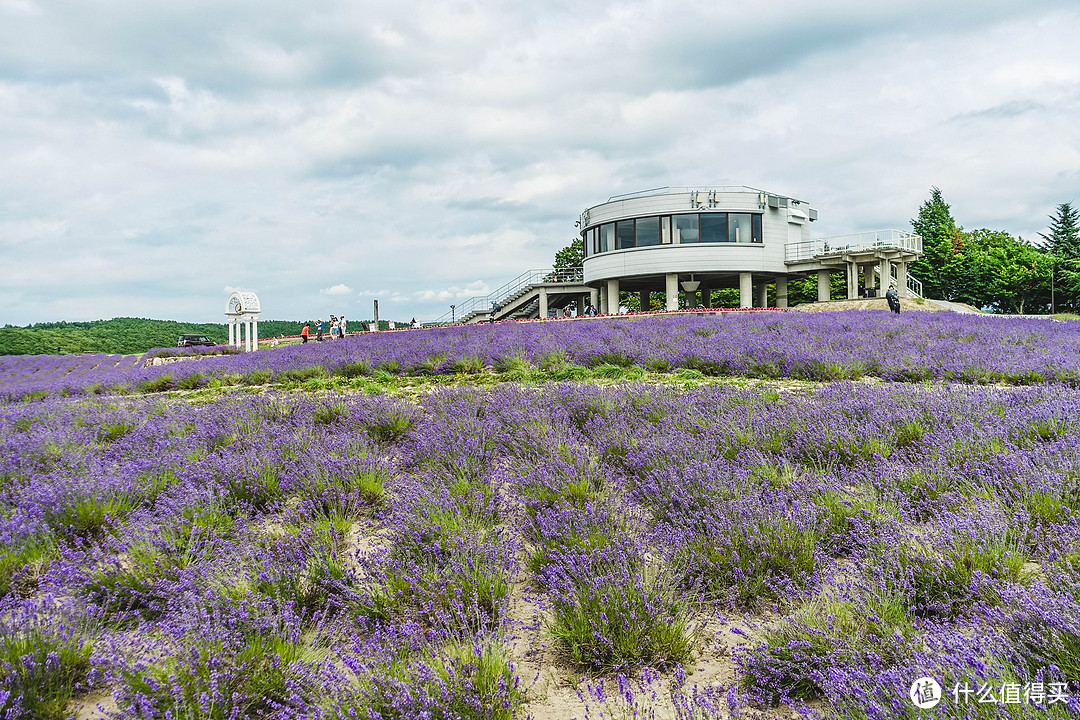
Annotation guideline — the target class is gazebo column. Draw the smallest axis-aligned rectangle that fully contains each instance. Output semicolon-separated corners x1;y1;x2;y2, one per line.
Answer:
776;277;788;308
665;273;679;311
253;319;258;350
606;279;620;314
739;273;753;308
228;321;234;347
818;270;831;302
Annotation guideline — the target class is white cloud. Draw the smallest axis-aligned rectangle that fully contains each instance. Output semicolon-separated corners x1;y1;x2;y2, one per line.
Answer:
320;284;352;296
0;1;1078;324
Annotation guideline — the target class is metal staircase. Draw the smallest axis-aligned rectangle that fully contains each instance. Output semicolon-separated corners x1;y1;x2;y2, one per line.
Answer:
433;268;586;324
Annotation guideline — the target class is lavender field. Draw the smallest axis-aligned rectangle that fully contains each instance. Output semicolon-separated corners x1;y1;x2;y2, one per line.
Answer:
2;312;1080;719
3;312;1080;401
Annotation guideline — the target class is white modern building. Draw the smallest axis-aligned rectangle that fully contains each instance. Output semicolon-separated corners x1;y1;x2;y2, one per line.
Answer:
580;186;922;312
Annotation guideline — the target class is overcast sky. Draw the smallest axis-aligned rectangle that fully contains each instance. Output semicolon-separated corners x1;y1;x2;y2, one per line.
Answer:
1;0;1078;325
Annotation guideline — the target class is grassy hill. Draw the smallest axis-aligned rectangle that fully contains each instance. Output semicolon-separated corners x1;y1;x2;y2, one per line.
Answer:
0;317;297;356
0;317;411;356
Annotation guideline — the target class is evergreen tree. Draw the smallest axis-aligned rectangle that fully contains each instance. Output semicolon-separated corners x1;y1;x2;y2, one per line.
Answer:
1039;202;1080;311
909;187;964;300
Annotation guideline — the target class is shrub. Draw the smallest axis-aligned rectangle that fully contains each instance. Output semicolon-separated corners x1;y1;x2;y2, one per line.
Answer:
313;402;347;425
241;369;272;386
0;611;96;720
137;375;174;393
119;632;317;718
332;360;371;378
451;355;485;375
280;365;326;383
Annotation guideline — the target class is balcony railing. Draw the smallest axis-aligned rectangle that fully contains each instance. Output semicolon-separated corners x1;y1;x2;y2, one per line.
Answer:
786;229;922;262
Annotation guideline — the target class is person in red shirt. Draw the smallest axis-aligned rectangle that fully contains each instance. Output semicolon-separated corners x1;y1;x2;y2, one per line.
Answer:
301;323;310;343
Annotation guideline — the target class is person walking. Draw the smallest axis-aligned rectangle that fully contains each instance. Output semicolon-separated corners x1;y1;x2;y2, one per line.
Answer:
300;323;310;343
885;285;900;315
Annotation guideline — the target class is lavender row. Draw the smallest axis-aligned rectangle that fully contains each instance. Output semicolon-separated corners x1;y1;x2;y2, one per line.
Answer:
2;380;1079;717
5;311;1080;400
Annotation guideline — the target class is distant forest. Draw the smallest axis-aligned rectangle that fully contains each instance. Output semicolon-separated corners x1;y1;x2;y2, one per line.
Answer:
0;317;314;356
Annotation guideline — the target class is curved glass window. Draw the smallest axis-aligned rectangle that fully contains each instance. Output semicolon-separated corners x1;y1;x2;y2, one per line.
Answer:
729;213;752;244
674;214;698;243
700;214;728;243
586;212;762;253
601;223;614;252
636;217;660;246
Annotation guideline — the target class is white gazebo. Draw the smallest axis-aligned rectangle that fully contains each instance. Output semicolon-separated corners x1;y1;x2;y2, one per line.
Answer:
225;290;261;352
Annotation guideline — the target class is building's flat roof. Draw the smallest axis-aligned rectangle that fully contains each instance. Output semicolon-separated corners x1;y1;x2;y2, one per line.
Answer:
604;185;807;204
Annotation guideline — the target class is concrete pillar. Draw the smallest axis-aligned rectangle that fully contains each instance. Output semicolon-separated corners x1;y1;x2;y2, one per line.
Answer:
756;283;768;308
897;262;908;298
818;270;831;302
577;295;585;315
539;287;549;318
879;258;891;297
863;264;875;295
599;285;607;314
845;263;858;300
701;284;711;308
590;288;600;311
639;291;650;312
665;273;679;311
606;279;620;314
739;273;753;308
776;277;788;308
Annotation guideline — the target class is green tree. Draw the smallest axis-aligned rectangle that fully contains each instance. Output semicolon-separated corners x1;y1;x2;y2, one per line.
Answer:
553;240;585;275
1039;202;1080;311
909;187;964;300
967;230;1050;314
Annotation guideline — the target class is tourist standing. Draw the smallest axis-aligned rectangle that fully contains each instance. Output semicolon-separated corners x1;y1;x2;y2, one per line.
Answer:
300;323;309;343
316;318;324;342
885;285;900;314
329;315;338;339
339;315;347;338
